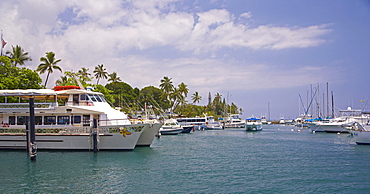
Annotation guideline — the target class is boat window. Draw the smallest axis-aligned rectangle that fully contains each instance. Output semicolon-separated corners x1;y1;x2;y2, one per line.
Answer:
88;94;97;102
9;116;15;125
58;116;70;125
72;115;81;124
94;94;102;102
73;94;79;103
44;116;56;125
17;116;27;125
80;94;87;101
35;116;42;125
98;95;106;102
83;115;90;126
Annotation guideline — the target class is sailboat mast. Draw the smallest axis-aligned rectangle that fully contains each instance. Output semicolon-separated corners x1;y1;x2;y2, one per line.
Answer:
331;91;334;118
326;82;329;118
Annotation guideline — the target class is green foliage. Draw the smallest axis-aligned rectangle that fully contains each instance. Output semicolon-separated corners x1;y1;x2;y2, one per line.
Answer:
37;51;62;86
105;81;137;109
94;84;114;105
139;86;169;113
0;56;42;90
5;45;32;66
1;46;242;118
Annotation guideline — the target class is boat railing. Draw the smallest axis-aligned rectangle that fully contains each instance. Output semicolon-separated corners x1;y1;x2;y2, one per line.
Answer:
0;102;56;109
98;119;131;126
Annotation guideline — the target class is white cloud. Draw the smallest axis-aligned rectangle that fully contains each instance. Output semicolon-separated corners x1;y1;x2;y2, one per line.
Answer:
0;0;335;91
240;12;252;19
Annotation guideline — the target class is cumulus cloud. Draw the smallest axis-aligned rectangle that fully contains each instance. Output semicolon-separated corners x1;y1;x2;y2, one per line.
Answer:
0;0;334;92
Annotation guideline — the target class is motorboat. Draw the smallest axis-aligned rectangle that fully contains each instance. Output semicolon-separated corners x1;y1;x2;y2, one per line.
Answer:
223;114;245;128
345;122;370;145
318;107;369;133
0;86;162;150
203;122;223;130
245;117;263;131
181;126;195;133
159;119;183;135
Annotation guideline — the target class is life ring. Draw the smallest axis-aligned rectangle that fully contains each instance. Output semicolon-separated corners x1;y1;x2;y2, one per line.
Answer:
2;123;9;127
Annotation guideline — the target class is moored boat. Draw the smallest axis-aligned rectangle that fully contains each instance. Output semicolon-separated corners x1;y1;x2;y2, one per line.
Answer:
245;117;263;131
181;126;195;133
0;87;162;150
223;114;245;128
159;119;183;135
319;107;368;133
203;122;223;130
345;122;370;145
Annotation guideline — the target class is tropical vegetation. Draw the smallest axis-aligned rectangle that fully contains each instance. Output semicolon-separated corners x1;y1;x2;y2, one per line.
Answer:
0;45;242;119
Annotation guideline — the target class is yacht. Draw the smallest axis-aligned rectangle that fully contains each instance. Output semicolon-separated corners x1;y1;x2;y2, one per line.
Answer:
0;86;162;150
345;122;370;145
318;107;369;133
223;114;245;128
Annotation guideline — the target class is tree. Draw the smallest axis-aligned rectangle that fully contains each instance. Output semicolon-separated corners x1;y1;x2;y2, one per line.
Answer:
159;76;174;97
178;82;189;98
55;75;69;86
170;87;184;111
105;81;136;108
139;86;168;114
108;72;121;83
36;52;62;87
0;56;42;90
191;91;202;104
93;64;108;85
5;45;32;66
77;67;92;84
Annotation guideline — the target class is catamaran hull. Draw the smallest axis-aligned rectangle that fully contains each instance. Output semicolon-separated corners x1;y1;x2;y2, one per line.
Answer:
136;123;162;147
0;124;148;150
0;133;141;150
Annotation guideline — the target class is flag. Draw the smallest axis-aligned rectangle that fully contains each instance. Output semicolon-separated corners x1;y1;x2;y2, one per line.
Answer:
1;37;6;48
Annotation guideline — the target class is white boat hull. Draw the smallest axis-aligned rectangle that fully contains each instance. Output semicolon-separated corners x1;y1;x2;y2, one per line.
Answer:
246;124;262;131
136;123;162;147
159;128;183;135
351;130;370;145
320;123;349;133
0;124;148;150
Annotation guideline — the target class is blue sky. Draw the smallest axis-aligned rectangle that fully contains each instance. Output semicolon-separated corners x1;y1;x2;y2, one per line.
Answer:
1;0;369;120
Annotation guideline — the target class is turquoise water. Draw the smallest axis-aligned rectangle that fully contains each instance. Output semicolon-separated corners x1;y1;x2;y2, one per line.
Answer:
1;125;370;193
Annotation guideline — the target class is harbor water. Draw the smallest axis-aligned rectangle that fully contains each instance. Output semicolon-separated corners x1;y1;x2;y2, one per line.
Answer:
1;125;370;193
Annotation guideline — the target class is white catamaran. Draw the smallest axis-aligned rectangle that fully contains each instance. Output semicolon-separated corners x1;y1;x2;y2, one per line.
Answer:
0;86;162;150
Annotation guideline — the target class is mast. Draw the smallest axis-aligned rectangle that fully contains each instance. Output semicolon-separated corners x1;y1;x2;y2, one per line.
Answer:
268;101;270;121
331;91;335;118
326;82;329;118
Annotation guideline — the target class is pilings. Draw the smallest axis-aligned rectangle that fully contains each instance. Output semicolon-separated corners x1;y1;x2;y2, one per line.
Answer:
92;119;98;153
28;97;37;161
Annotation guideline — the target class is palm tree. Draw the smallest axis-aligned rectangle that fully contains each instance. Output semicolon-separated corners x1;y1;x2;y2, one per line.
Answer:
178;82;189;98
55;75;69;86
159;76;174;97
77;67;92;84
6;45;32;66
93;64;108;85
108;72;121;83
37;52;62;87
170;87;184;111
191;91;202;104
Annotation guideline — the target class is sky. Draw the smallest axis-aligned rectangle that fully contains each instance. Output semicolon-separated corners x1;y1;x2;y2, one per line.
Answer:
1;0;369;120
